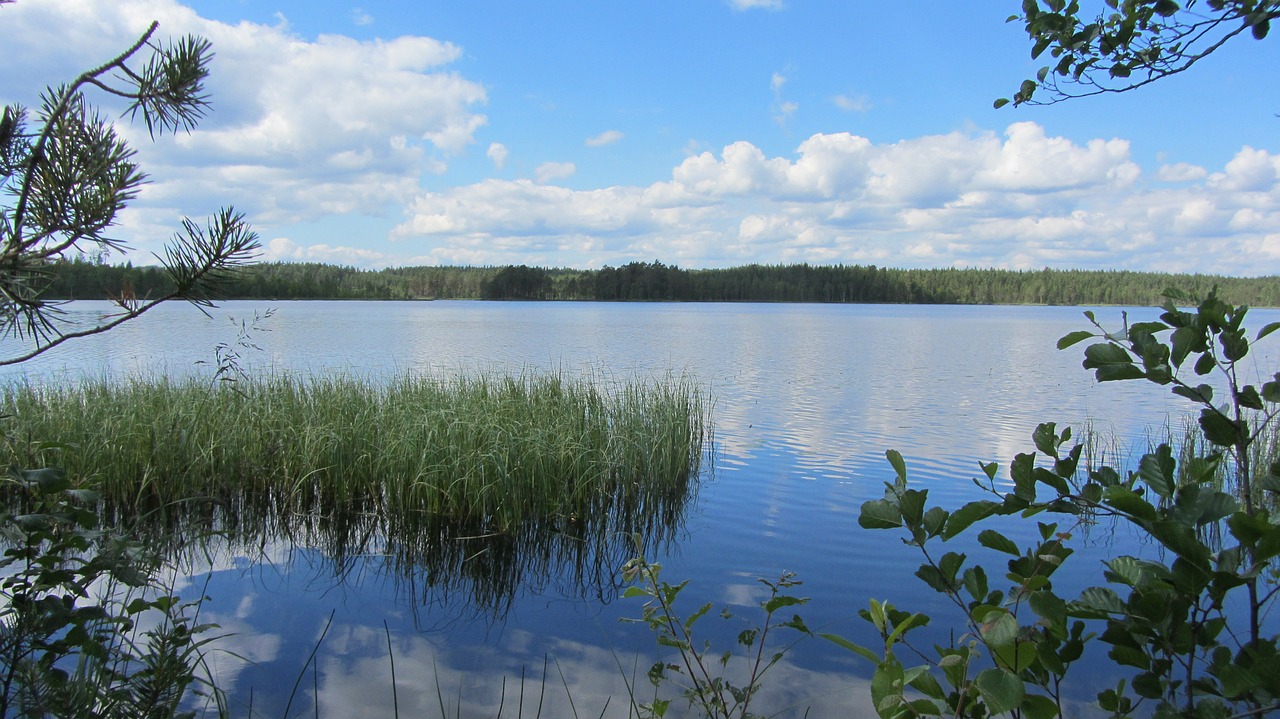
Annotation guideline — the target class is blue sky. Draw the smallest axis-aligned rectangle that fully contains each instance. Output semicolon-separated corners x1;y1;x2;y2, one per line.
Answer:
2;0;1279;274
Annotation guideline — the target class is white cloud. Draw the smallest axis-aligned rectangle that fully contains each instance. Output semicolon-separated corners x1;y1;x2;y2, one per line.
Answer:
1158;162;1208;182
771;71;797;127
352;8;374;26
263;237;416;266
585;130;624;147
487;142;509;170
1212;146;1280;192
534;161;577;183
0;0;487;246
385;123;1280;275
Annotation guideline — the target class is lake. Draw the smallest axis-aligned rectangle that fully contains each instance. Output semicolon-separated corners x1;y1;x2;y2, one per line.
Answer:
4;299;1277;717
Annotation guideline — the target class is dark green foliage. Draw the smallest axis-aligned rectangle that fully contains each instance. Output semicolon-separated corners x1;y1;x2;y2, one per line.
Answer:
0;461;222;718
999;0;1280;107
482;264;553;300
41;258;1280;307
620;552;812;719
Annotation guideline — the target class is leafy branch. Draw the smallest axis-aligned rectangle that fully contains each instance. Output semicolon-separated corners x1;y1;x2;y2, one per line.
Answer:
998;0;1280;107
621;545;812;719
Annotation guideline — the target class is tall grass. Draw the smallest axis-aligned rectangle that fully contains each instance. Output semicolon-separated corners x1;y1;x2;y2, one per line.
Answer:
1075;413;1280;516
2;371;708;614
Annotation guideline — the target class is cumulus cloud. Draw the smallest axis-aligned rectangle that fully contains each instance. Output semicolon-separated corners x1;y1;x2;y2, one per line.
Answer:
0;0;487;246
1212;146;1280;192
487;142;509;170
534;161;577;183
585;130;624;147
386;122;1280;275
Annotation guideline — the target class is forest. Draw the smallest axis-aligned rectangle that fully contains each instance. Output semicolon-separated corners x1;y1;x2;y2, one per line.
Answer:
40;256;1280;307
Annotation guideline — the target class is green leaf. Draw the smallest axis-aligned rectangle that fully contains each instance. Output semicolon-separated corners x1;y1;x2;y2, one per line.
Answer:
1191;491;1236;527
1252;16;1270;39
922;507;949;537
684;602;713;630
1171;383;1212;404
1057;331;1093;350
1032;422;1059;456
1221;329;1249;361
1218;662;1262;698
975;668;1025;715
915;565;953;594
763;594;806;614
1102;486;1156;520
992;641;1037;673
871;656;905;717
1195;352;1217;375
1170;326;1198;367
886;612;929;646
1132;671;1163;699
1029;590;1067;625
1083;343;1145;381
886;449;907;482
942;500;999;539
1199;409;1241;447
962;566;989;603
899;488;927;527
1103;555;1156;585
978;529;1020;556
819;633;881;663
907;669;947;701
1256;321;1280;341
1238;384;1264;410
978;609;1018;647
1021;693;1059;719
17;467;69;494
1073;586;1124;615
1138;445;1175;500
1263;377;1280;403
860;499;904;530
994;97;1011;109
1148;519;1211;566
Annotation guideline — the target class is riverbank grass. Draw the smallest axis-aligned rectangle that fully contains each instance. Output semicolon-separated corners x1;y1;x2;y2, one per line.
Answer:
2;372;707;535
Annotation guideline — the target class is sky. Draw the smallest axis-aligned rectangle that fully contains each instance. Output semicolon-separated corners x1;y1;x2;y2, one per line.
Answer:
1;0;1279;275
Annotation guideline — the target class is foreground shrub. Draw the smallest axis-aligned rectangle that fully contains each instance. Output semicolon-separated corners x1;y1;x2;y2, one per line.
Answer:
0;464;221;718
626;289;1280;718
845;289;1280;718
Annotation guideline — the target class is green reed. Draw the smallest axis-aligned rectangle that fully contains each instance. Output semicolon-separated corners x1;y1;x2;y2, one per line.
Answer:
1;371;707;540
1075;413;1280;511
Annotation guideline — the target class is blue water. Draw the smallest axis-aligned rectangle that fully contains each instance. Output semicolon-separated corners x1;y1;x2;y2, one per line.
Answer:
4;300;1277;717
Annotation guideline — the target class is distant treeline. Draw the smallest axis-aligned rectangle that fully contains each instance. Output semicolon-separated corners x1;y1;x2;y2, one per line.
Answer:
41;257;1280;307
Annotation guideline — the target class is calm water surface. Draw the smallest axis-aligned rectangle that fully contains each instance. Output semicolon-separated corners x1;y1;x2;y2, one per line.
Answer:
4;300;1277;717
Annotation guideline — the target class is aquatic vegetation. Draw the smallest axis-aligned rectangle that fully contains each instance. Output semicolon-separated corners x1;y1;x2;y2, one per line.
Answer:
3;371;708;616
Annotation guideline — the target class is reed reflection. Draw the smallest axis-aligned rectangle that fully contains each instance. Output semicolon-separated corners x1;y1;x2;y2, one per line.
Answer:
3;371;708;619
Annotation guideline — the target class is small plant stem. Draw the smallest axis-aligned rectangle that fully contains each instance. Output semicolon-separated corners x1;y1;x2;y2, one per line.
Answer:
282;609;334;719
383;620;399;719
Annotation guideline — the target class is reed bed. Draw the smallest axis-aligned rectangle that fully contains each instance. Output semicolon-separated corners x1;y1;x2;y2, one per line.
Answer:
1076;413;1280;505
1;371;707;549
